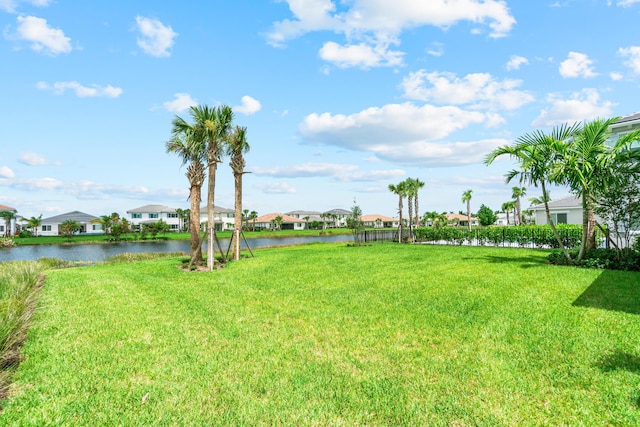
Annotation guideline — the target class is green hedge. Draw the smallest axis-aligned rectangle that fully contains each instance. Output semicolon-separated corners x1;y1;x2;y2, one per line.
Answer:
414;225;584;249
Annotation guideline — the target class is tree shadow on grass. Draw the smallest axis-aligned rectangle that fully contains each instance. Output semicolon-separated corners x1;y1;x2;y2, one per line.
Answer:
573;270;640;315
462;255;547;269
597;350;640;374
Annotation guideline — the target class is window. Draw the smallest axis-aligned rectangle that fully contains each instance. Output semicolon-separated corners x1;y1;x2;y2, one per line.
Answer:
0;225;4;232
550;213;568;224
149;213;159;219
42;225;52;231
167;213;178;218
170;224;179;230
92;224;102;231
131;213;142;219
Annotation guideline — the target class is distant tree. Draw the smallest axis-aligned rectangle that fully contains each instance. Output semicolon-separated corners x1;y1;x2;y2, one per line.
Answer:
501;201;516;226
528;193;551;207
60;219;81;241
242;209;250;230
110;217;131;241
274;215;283;231
461;189;473;231
249;210;258;231
303;216;310;229
227;125;250;261
512;186;526;225
144;219;169;239
0;211;16;237
23;214;42;237
477;204;498;226
388;181;407;242
346;201;365;246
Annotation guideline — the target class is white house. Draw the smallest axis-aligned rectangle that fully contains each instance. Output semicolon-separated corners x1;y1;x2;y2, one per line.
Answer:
285;210;323;229
0;204;18;236
324;208;351;227
39;211;100;236
127;204;182;231
199;205;235;231
609;113;640;150
360;214;398;228
530;195;588;226
252;213;305;231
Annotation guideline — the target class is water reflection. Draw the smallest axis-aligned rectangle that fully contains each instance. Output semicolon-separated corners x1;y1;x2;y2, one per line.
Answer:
0;235;353;263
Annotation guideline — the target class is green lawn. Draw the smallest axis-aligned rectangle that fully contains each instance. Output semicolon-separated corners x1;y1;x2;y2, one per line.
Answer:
2;244;639;425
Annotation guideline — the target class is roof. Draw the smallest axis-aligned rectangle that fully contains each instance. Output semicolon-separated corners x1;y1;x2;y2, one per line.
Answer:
285;210;321;216
325;208;350;215
360;214;396;222
127;204;177;214
199;205;233;213
254;213;300;223
445;213;478;221
0;204;17;213
41;211;98;224
530;195;582;210
612;112;640;125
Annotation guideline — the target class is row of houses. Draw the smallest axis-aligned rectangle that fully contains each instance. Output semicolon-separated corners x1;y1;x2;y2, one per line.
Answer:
1;197;588;238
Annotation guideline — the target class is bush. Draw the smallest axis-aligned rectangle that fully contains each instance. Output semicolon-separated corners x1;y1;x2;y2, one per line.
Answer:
18;230;32;238
547;248;640;271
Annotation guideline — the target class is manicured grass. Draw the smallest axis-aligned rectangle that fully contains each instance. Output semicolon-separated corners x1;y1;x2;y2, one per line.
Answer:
2;244;640;425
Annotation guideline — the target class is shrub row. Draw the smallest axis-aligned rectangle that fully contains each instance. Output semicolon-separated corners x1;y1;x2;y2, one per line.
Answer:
548;249;640;271
414;225;584;248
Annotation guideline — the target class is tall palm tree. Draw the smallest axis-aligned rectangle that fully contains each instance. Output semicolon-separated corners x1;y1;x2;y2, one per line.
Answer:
186;104;234;269
167;123;206;266
501;201;516;225
485;123;581;261
556;117;640;259
249;210;258;232
511;186;526;225
0;211;16;237
227;125;250;261
461;189;473;231
388;181;407;242
404;178;416;239
413;178;425;228
23;214;42;237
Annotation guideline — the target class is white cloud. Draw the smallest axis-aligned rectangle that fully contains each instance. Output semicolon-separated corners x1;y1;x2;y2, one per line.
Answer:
506;55;528;71
531;88;615;127
37;81;123;98
401;70;534;111
233;95;262;115
8;177;63;191
339;169;406;182
163;93;197;112
559;52;597;78
617;0;640;6
319;41;404;69
255;181;297;194
300;102;506;166
427;41;444;57
610;71;624;81
0;0;50;13
0;166;14;179
135;16;177;58
18;151;61;166
15;15;71;55
251;162;358;178
267;0;515;68
618;46;640;74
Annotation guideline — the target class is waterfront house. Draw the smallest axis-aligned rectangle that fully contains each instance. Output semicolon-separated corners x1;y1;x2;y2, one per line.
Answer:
39;211;100;236
0;204;18;236
126;204;181;231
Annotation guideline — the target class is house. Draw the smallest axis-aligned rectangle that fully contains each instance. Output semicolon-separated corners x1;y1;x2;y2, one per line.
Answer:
199;205;235;231
529;195;596;226
323;208;351;227
285;210;325;229
0;204;18;236
127;204;182;231
252;213;305;231
609;113;640;150
360;214;398;228
39;211;100;236
445;213;479;227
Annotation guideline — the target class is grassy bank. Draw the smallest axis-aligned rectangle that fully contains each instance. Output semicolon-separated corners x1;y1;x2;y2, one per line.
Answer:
13;228;354;246
1;244;639;425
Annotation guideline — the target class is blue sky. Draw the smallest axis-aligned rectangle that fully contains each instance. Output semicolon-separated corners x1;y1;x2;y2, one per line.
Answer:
1;0;640;220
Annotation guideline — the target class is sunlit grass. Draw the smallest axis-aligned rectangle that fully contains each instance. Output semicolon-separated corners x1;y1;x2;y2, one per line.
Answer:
2;244;639;425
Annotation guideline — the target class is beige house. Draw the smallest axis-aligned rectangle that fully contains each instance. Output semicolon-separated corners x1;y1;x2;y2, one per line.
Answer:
252;213;305;231
360;214;398;228
445;213;479;227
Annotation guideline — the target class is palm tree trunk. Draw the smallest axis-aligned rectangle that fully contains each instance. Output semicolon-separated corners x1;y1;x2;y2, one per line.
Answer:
542;182;572;261
585;197;597;251
189;184;203;265
207;161;217;270
467;200;471;231
414;194;420;228
398;196;403;243
232;171;242;261
407;194;414;241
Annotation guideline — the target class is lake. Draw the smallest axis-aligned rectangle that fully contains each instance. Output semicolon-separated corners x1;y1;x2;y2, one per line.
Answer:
0;235;354;263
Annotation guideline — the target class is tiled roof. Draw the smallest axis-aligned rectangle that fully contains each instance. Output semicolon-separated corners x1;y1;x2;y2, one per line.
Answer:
360;214;396;222
325;208;350;215
445;213;478;221
530;195;581;210
0;204;17;212
41;211;98;224
199;205;233;213
127;204;177;214
285;210;321;216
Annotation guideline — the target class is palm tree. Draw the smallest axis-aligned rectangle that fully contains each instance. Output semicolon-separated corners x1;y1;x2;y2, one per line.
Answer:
91;214;114;238
388;181;407;242
413;178;425;228
403;178;416;240
249;210;258;231
528;193;551;207
461;189;473;231
167;122;206;266
485;123;581;261
501;201;515;225
60;219;81;241
0;211;16;237
556;117;640;258
227;125;250;261
187;104;234;269
511;186;526;225
23;214;42;237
